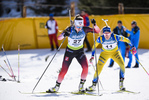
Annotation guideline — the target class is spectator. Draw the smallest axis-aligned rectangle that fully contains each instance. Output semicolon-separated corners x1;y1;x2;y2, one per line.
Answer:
45;13;59;51
124;21;140;68
108;21;128;68
81;10;91;52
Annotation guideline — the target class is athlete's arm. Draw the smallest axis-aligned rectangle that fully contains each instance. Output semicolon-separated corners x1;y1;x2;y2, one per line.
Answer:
91;37;101;56
83;19;100;34
116;35;132;46
58;26;71;40
84;25;100;34
116;35;137;54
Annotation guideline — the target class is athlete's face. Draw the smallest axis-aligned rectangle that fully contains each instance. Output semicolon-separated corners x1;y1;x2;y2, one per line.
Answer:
103;32;111;40
75;26;83;32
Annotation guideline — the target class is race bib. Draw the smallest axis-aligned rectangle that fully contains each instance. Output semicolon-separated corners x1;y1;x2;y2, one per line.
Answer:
102;42;117;50
67;28;85;48
68;38;84;47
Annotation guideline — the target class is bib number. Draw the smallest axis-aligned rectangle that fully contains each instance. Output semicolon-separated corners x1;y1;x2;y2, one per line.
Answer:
74;40;81;44
106;45;112;49
102;42;117;51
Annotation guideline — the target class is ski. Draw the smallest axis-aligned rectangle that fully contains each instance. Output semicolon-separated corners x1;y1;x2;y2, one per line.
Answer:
7;79;17;82
117;90;140;94
19;91;59;94
112;90;140;94
71;91;102;96
19;90;139;95
19;91;102;96
0;78;17;82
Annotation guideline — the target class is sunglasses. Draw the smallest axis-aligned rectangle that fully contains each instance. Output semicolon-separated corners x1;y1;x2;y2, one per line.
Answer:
103;32;111;36
76;26;83;29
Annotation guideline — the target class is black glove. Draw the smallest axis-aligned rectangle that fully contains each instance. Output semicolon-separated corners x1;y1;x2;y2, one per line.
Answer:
91;19;96;25
63;30;70;37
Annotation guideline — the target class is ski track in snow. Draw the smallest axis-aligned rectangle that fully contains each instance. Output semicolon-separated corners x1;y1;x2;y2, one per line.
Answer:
0;49;149;100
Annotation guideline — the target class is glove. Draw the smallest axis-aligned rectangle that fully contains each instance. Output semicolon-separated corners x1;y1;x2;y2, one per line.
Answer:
91;19;96;25
63;30;70;37
130;46;137;55
89;56;94;64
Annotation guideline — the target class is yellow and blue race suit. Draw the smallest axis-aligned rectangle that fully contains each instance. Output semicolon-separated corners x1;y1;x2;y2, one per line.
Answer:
91;33;132;83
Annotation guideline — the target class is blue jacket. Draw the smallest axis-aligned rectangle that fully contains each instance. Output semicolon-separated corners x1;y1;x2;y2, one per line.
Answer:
126;26;140;48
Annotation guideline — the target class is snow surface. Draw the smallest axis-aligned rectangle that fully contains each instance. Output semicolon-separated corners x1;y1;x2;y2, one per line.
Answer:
0;48;149;100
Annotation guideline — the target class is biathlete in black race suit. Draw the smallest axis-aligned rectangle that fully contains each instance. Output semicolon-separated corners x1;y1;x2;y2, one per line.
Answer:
46;15;100;93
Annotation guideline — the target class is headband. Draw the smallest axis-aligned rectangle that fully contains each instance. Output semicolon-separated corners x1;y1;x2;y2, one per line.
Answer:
103;27;111;33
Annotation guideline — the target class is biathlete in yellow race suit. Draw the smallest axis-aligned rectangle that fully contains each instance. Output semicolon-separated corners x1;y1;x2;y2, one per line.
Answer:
86;26;137;91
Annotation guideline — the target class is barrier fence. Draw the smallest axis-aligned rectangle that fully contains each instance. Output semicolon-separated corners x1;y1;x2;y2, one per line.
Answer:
0;14;149;50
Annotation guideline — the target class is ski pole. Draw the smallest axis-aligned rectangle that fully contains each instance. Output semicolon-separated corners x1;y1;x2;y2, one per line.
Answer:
92;19;100;95
132;53;149;76
90;62;104;90
18;44;20;83
68;8;73;26
32;37;66;93
1;45;16;81
0;65;13;78
4;60;13;76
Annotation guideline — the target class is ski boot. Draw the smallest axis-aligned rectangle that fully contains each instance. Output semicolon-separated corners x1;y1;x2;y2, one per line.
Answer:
119;78;125;90
79;79;86;93
86;82;97;92
46;81;61;93
133;63;139;68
